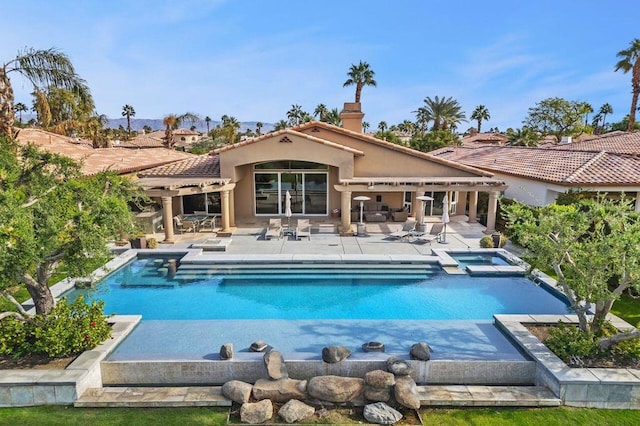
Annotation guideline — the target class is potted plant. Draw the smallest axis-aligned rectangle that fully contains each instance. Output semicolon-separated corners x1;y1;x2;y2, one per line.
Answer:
129;232;147;249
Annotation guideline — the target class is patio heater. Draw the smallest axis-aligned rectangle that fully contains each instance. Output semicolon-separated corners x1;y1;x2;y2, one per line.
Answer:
415;195;434;233
353;195;371;236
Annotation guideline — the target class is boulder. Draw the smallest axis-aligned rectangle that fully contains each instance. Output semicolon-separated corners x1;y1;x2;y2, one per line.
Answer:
250;340;271;352
264;350;288;380
252;378;308;403
321;345;351;363
221;380;253;404
307;375;364;403
278;399;316;424
364;385;391;402
219;343;233;360
393;375;421;410
240;399;273;424
386;356;413;376
364;370;396;388
363;402;403;425
362;341;386;352
409;342;431;361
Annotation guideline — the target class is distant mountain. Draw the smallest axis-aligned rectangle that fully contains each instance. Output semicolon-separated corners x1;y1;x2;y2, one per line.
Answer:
107;118;274;134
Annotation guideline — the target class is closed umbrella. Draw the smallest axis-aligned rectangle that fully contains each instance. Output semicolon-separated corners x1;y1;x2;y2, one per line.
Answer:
285;190;292;228
441;194;450;243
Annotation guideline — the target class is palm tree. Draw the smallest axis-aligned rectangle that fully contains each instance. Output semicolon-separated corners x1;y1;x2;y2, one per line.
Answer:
343;61;377;103
121;104;135;135
314;103;328;121
325;108;341;126
362;121;370;133
599;103;613;132
414;96;467;132
0;47;90;136
470;105;490;133
274;120;288;131
205;116;212;134
581;102;593;126
14;102;27;124
286;104;305;126
256;121;263;135
615;38;640;131
162;112;200;148
378;121;387;132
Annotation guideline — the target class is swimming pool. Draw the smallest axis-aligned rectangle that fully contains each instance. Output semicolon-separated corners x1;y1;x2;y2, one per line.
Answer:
449;252;511;270
67;256;570;321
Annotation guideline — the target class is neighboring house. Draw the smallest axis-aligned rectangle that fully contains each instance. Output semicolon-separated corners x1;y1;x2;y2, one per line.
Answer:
14;128;193;176
171;128;201;148
117;133;166;149
545;131;640;156
431;142;640;212
461;132;509;147
138;102;507;243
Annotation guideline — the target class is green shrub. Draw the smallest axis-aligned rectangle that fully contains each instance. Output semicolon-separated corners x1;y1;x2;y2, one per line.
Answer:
0;296;111;358
544;321;598;362
479;233;507;248
147;237;158;249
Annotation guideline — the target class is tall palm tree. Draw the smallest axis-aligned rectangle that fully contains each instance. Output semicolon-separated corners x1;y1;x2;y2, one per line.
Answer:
378;121;387;132
286;104;305;126
162;112;200;148
581;102;593;126
599;103;613;132
1;47;90;136
362;121;370;133
121;104;135;135
470;105;490;133
274;120;288;131
14;102;27;124
325;108;341;126
314;103;328;121
343;61;377;103
255;121;263;135
205;116;212;134
414;96;466;131
615;38;640;131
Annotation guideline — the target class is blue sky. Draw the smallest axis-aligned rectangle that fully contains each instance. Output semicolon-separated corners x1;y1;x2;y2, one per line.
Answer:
1;0;637;130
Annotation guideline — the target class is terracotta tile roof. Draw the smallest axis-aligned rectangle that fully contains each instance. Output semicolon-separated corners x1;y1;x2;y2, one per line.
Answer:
289;121;494;177
173;128;199;136
139;154;220;178
462;132;509;145
549;131;640;156
432;145;640;186
15;128;193;176
118;134;165;148
214;127;365;156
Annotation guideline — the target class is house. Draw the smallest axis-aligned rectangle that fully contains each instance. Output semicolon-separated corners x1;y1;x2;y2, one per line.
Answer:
431;141;640;211
137;103;507;243
14;128;193;176
461;132;509;147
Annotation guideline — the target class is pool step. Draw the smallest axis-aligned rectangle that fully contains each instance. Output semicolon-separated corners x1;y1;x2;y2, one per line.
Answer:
74;386;231;408
417;385;561;407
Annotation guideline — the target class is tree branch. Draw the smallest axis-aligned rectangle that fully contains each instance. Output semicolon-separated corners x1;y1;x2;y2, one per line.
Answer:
0;311;27;321
20;185;57;208
0;290;31;317
599;330;640;351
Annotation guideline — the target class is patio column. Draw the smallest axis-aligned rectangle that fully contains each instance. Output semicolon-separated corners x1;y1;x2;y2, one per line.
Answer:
415;190;425;223
468;191;478;223
340;190;352;231
161;196;175;243
635;192;640;213
484;191;499;234
456;191;467;218
221;190;231;232
229;189;236;227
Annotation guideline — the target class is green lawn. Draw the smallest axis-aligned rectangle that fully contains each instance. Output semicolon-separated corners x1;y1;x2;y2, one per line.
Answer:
612;294;640;328
2;406;640;426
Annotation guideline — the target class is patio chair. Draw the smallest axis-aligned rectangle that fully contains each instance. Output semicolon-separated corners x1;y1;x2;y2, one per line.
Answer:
295;219;311;240
413;223;444;244
174;216;196;233
387;221;415;240
199;215;217;232
265;218;282;240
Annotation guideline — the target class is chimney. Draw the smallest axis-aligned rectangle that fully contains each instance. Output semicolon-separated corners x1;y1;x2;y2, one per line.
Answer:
340;102;364;133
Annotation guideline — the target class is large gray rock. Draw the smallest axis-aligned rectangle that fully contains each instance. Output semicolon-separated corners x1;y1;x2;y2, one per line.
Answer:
386;356;413;376
240;399;273;424
307;375;364;403
278;399;315;424
363;402;403;425
264;350;288;380
410;342;431;361
222;380;253;404
322;345;351;363
252;378;308;402
393;376;421;410
219;343;233;360
364;385;391;402
365;370;396;388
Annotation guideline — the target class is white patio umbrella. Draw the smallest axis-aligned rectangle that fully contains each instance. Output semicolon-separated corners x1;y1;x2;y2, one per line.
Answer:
441;194;450;243
285;190;292;228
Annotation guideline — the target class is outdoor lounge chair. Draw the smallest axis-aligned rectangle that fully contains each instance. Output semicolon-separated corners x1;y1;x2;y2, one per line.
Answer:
387;221;416;240
174;216;196;233
265;218;282;240
413;223;444;244
199;215;217;232
295;219;311;240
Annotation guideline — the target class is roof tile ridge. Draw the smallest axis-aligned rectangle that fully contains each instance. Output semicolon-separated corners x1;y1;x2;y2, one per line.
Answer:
564;150;607;183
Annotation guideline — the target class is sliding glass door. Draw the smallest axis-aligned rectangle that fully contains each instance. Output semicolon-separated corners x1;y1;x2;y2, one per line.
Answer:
254;170;328;216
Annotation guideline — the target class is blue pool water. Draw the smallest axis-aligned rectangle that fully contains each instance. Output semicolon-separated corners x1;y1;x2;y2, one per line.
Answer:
67;257;571;321
450;253;511;270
